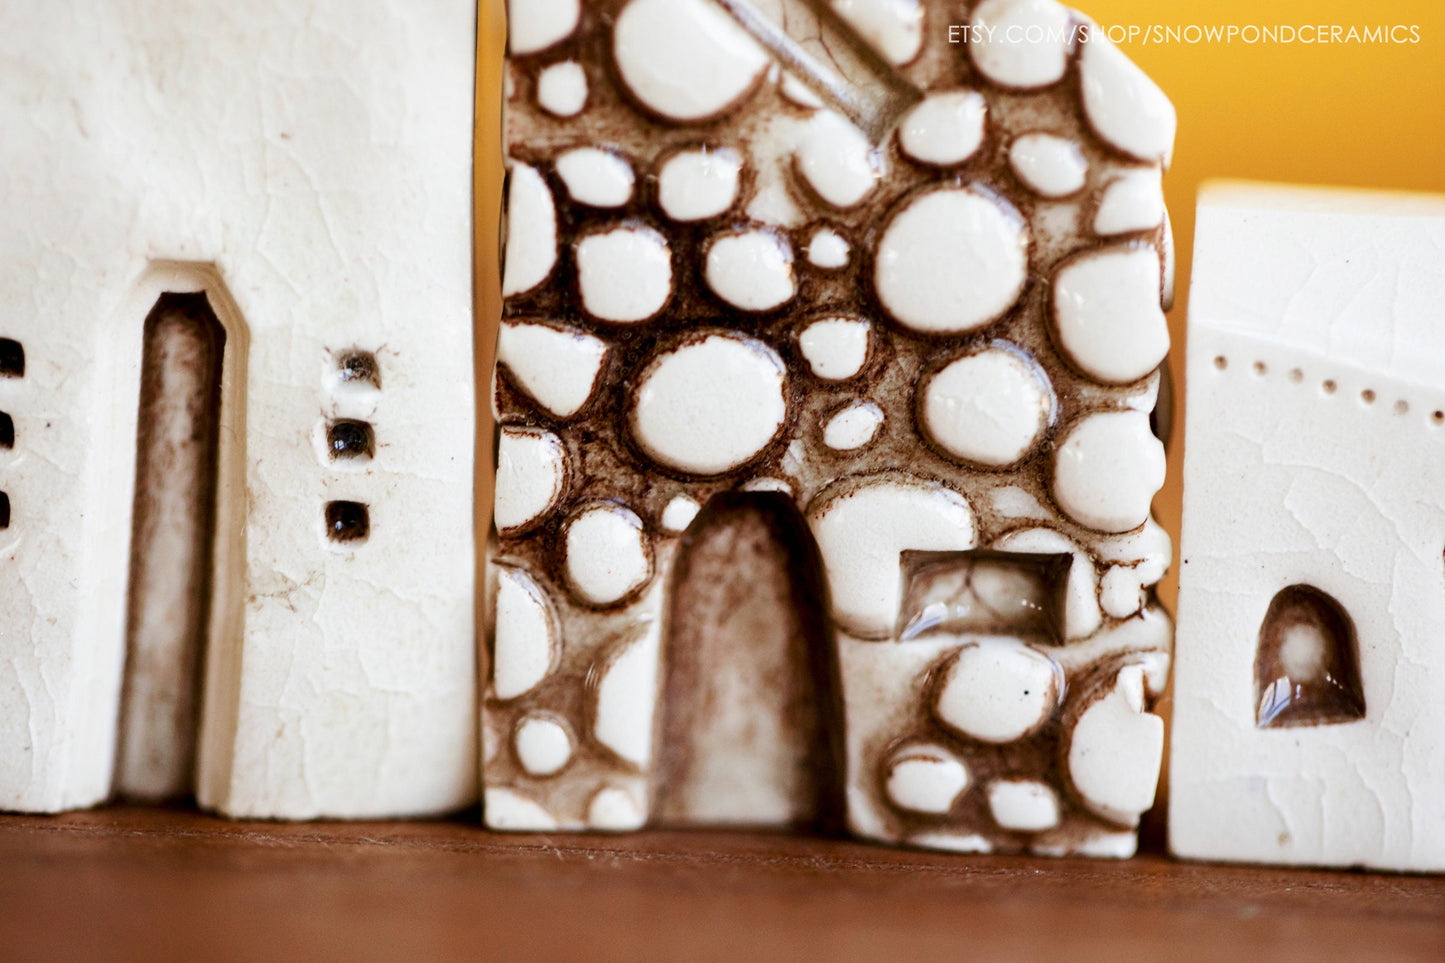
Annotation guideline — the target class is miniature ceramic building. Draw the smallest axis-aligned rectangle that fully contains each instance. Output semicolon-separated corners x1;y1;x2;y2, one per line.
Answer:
1172;182;1445;872
0;1;476;817
489;0;1176;856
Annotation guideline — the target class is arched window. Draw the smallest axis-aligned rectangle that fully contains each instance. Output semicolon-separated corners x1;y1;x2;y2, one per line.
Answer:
1255;584;1366;728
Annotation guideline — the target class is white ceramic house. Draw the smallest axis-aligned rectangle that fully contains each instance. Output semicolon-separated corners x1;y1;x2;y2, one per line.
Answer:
1172;182;1445;872
0;0;477;818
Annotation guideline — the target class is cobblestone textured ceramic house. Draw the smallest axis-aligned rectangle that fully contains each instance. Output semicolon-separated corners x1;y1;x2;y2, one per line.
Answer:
488;0;1177;856
0;0;476;818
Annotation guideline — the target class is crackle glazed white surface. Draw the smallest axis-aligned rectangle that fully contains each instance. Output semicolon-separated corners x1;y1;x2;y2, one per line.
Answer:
0;1;475;816
1172;182;1445;873
490;0;1175;851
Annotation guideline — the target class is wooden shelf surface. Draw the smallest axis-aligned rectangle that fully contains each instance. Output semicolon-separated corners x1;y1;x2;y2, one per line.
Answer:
1;806;1441;962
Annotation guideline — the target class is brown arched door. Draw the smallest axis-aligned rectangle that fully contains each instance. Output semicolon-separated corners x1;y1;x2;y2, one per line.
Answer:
654;491;843;832
116;292;227;799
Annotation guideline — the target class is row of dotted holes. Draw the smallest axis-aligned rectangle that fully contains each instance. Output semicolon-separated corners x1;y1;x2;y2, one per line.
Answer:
1215;355;1445;426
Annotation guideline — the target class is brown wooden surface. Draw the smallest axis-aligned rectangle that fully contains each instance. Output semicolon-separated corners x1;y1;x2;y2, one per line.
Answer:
1;806;1441;962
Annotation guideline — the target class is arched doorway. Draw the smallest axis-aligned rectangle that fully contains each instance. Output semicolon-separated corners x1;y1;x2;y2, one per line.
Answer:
115;292;227;799
654;491;843;831
1255;584;1366;728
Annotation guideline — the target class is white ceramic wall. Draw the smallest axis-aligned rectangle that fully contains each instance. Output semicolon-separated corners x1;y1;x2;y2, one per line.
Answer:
0;0;476;817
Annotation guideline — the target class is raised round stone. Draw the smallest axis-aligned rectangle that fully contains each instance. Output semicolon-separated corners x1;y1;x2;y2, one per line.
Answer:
492;566;558;701
823;402;884;451
575;226;672;323
1094;169;1165;235
831;0;924;65
658;148;742;222
1052;411;1165;533
920;347;1051;467
969;0;1073;89
660;494;701;533
875;187;1028;334
1067;665;1163;825
885;743;969;814
898;90;987;167
934;639;1061;743
588;785;646;830
501;163;556;298
513;714;573;776
593;627;661;767
556;148;634;208
484;788;556;831
799;317;870;380
613;0;769;123
494;426;567;531
631;334;788;475
807;228;850;269
807;476;977;639
987;779;1060;831
564;504;653;605
705;230;796;312
1078;32;1176;161
536;60;588;117
795;111;881;209
1009;133;1087;198
495;321;607;419
508;0;580;56
1052;246;1168;384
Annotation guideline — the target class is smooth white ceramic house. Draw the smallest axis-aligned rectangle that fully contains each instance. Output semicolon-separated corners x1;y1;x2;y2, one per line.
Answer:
0;0;476;817
1172;182;1445;872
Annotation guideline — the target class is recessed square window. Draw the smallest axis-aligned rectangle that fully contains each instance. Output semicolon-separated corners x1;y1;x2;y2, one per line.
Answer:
335;350;380;389
327;420;375;460
0;339;22;378
0;412;12;449
325;500;369;543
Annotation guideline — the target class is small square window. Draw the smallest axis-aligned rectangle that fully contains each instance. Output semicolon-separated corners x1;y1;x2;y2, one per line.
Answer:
335;350;380;389
325;501;369;543
0;339;22;378
327;420;375;460
0;412;11;449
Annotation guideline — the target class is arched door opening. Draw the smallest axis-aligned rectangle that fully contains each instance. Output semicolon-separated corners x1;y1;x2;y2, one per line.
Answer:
116;292;227;799
654;491;843;833
1255;584;1366;729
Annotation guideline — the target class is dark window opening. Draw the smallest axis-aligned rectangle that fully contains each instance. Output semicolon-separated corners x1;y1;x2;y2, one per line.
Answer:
1256;584;1366;728
336;350;380;389
327;420;375;460
897;549;1073;643
326;501;370;543
0;412;12;449
0;339;23;378
0;491;9;529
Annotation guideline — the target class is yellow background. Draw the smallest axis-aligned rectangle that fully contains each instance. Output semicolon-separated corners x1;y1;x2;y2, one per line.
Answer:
472;0;1445;611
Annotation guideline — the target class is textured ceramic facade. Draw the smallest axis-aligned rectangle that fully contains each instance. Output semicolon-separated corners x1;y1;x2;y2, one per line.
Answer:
489;0;1175;855
1172;182;1445;872
0;0;477;817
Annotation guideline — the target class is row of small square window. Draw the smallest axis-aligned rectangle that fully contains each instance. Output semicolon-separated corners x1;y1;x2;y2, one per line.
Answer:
324;351;379;542
1;338;18;528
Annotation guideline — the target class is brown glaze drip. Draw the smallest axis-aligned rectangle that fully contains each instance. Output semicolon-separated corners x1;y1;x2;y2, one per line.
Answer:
1255;584;1366;729
117;292;226;800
